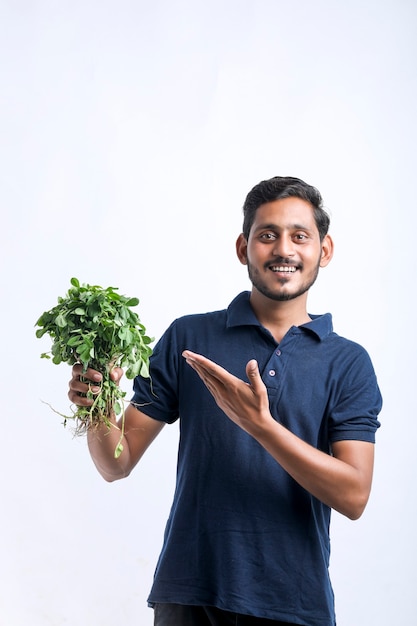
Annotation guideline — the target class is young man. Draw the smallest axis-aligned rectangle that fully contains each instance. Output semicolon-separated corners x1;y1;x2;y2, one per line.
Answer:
69;176;382;626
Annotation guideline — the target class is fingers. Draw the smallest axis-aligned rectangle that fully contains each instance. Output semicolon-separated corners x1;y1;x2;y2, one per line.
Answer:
245;359;263;392
68;364;102;406
183;351;261;388
68;363;125;406
109;366;124;383
72;363;102;381
182;350;225;381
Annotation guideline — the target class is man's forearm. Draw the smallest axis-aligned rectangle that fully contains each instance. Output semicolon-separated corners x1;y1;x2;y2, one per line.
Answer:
87;417;132;482
253;418;374;520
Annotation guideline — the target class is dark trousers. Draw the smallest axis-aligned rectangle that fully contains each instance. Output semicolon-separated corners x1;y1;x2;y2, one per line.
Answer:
153;603;297;625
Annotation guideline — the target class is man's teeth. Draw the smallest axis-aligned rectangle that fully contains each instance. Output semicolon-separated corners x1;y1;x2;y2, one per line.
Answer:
271;266;296;273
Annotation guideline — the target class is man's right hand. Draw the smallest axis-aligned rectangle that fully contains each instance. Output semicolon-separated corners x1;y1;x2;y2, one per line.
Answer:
68;363;124;407
67;363;163;482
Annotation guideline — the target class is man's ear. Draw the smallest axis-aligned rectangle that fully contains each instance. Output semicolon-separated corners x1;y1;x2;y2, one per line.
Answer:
236;233;248;265
319;234;334;268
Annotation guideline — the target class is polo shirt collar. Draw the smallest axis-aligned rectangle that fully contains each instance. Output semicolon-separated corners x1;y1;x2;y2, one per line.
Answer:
226;291;333;341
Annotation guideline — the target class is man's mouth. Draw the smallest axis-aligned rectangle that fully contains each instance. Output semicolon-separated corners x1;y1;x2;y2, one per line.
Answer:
269;265;297;273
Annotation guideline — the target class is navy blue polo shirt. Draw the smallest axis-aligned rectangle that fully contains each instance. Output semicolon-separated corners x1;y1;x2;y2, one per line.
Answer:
131;291;382;626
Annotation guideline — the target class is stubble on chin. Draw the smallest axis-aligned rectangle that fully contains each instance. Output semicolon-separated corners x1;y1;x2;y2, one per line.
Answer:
246;261;320;303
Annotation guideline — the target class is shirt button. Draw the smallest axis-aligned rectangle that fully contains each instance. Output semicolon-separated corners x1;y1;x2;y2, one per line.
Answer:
268;369;276;377
276;349;282;356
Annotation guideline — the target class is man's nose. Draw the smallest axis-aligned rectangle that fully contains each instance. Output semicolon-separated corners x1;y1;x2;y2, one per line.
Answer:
272;235;295;258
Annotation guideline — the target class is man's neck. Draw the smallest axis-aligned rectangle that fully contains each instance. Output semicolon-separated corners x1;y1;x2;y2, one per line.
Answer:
249;290;311;343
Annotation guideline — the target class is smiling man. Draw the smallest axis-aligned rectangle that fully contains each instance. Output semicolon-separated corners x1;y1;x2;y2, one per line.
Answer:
241;196;332;306
69;176;382;626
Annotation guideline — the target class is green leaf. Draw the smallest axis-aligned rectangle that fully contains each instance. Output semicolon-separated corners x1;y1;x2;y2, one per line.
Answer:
125;297;139;307
114;442;123;458
139;361;150;378
55;313;67;328
67;336;81;346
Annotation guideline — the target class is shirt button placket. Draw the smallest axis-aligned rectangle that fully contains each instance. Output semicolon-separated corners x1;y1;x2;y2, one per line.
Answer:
268;348;282;377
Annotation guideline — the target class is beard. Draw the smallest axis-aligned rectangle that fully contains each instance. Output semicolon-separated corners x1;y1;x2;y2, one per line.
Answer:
247;257;321;302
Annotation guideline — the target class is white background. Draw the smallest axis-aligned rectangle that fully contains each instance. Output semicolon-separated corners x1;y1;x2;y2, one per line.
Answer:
1;1;416;624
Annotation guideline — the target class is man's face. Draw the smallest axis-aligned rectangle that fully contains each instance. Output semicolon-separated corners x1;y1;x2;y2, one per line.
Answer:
236;197;333;303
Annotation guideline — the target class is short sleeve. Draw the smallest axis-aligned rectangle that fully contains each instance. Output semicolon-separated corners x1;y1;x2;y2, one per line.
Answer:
130;320;181;424
328;348;382;443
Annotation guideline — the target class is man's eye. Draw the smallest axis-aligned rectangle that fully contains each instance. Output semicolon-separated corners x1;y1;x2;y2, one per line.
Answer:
260;233;276;240
294;233;307;241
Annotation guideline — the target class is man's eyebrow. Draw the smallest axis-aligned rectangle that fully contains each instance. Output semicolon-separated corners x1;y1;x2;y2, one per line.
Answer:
253;222;314;232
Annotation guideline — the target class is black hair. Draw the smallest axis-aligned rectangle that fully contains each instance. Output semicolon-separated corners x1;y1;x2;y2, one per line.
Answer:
242;176;330;241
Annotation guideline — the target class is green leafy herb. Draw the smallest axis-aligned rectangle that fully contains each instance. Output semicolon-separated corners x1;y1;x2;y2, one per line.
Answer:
35;277;153;457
